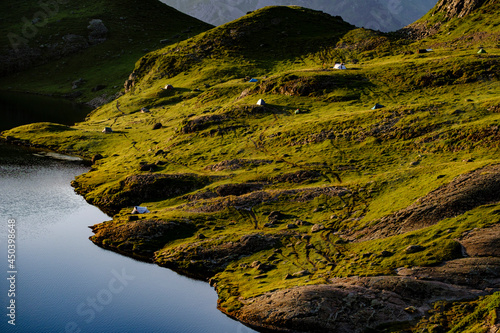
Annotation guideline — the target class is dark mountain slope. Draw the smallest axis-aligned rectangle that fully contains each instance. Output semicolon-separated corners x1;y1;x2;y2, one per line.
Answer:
0;0;212;102
127;6;356;91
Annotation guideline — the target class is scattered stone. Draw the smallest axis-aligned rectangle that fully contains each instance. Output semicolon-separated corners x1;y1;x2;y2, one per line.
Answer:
128;215;138;221
410;160;420;166
286;223;298;229
153;123;162;130
102;127;113;133
196;233;206;240
296;219;312;226
306;244;315;249
92;84;106;92
267;254;278;261
72;78;84;90
254;274;267;279
405;245;425;254
283;274;292;280
92;154;104;164
268;211;283;222
87;19;108;44
292;270;310;277
139;163;157;172
379;250;394;257
250;261;261;268
311;224;325;233
451;109;465;115
256;263;274;273
301;234;311;241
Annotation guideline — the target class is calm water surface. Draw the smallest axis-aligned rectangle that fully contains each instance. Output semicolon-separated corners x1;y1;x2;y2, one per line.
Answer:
0;95;256;332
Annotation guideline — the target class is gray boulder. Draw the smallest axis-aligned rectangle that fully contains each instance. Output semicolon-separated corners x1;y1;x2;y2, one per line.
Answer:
87;19;108;44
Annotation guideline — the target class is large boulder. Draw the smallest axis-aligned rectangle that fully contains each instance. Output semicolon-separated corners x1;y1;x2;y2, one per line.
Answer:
87;19;108;44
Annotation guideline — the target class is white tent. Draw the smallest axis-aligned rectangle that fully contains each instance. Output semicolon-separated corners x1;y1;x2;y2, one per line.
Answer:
131;206;150;214
256;99;266;106
334;63;347;70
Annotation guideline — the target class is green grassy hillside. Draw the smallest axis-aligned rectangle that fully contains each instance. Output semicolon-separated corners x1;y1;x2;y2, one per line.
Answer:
2;4;500;333
0;0;212;102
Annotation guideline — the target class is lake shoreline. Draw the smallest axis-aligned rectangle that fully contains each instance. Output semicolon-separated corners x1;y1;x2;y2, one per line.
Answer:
2;131;500;332
0;140;253;332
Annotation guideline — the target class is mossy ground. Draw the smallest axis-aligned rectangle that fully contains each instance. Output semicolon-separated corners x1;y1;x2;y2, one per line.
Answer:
2;5;500;332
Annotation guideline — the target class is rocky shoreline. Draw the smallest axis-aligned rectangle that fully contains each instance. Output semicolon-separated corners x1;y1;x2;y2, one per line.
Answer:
3;134;499;332
80;163;499;332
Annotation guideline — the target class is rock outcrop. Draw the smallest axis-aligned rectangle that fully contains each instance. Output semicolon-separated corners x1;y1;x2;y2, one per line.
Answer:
231;276;489;333
351;164;500;241
87;19;108;44
434;0;495;18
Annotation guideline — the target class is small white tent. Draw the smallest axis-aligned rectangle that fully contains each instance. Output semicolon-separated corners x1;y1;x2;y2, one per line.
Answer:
334;63;347;70
131;206;150;214
256;99;266;106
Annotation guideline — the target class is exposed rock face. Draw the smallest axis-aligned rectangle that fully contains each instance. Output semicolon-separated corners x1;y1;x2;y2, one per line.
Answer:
434;0;494;18
460;224;500;257
351;164;500;241
90;219;196;256
396;257;500;290
124;72;137;93
400;0;495;39
155;232;285;277
181;186;351;213
231;276;487;333
79;173;213;215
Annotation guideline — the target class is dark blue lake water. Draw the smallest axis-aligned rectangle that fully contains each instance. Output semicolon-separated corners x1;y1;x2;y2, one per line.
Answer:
0;94;256;333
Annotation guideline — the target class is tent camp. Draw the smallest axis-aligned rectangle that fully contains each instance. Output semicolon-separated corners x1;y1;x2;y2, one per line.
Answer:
131;206;149;214
256;99;266;106
478;48;487;54
249;78;258;82
163;84;174;90
334;63;347;70
371;103;384;110
102;127;113;133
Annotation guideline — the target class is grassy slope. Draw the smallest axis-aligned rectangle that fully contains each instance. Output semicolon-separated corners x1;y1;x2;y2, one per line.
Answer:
3;4;500;332
0;0;212;101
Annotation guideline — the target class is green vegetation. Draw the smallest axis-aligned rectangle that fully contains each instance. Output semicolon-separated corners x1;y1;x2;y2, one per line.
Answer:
2;3;500;332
